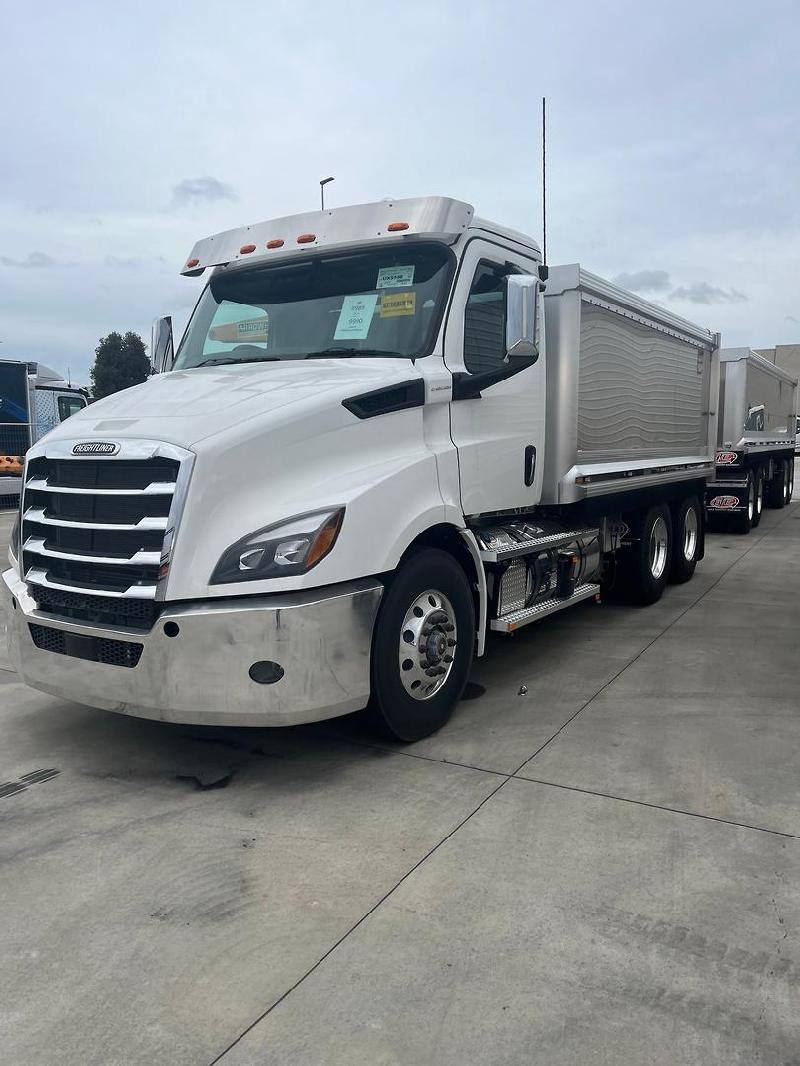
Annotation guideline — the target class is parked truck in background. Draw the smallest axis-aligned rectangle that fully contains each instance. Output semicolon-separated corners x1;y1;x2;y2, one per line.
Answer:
0;360;88;501
4;197;720;740
705;348;797;533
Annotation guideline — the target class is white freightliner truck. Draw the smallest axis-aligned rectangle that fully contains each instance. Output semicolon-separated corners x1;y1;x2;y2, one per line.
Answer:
4;197;721;741
704;348;797;533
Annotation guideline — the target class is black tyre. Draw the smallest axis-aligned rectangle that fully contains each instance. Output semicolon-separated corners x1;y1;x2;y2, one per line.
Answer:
751;467;764;528
735;472;754;534
670;496;701;583
368;549;475;742
767;460;787;509
617;504;672;605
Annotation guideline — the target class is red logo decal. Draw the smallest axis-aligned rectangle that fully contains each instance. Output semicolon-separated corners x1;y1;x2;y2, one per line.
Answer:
709;495;738;509
716;451;738;465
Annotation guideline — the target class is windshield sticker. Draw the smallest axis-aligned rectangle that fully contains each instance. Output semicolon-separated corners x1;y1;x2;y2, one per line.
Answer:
209;316;269;344
380;291;416;318
334;294;379;340
376;265;415;289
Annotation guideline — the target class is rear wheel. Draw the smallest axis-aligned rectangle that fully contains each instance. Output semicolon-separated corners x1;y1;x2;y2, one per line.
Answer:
767;460;787;509
787;461;794;502
751;467;764;528
735;472;754;534
670;496;701;583
368;549;475;742
617;504;672;605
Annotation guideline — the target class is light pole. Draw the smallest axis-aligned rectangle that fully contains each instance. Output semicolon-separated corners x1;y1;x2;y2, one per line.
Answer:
320;176;334;210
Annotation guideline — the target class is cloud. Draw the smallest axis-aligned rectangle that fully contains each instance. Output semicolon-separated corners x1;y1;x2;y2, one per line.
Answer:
786;315;800;325
668;282;747;305
0;250;58;269
168;176;237;209
104;254;140;270
612;269;671;293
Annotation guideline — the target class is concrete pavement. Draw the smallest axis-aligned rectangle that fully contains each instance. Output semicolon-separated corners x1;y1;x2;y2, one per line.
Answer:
0;498;798;1064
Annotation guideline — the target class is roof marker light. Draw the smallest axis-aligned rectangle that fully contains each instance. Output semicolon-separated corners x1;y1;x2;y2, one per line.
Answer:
267;238;285;249
240;243;256;254
297;233;316;244
186;257;200;268
387;222;409;232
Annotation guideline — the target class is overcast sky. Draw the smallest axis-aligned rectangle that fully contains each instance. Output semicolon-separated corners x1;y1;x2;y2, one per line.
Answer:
1;0;798;385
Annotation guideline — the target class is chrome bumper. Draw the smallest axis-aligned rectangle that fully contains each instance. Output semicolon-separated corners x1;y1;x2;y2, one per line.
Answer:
2;568;383;726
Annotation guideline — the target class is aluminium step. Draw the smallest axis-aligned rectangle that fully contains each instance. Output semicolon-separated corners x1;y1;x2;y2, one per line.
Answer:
479;527;598;563
490;582;600;633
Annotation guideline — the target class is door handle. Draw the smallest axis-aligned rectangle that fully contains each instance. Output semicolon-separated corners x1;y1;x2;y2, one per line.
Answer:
524;445;536;487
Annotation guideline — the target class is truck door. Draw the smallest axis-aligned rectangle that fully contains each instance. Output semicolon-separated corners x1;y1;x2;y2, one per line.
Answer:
443;240;545;516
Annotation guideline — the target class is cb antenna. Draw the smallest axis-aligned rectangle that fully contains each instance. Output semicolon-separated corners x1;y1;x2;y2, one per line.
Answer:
541;96;547;265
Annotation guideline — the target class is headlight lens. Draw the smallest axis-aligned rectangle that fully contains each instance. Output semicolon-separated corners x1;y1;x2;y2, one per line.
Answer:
210;507;344;584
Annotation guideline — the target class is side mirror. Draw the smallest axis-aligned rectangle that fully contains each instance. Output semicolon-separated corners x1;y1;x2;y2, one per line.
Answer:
506;275;539;360
151;316;174;374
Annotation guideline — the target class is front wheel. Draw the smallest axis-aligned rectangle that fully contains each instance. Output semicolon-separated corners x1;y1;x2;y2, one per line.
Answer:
670;496;701;583
367;549;475;742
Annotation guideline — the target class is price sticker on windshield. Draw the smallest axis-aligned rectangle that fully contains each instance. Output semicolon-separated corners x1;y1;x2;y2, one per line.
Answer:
377;265;415;289
380;291;416;318
334;294;379;340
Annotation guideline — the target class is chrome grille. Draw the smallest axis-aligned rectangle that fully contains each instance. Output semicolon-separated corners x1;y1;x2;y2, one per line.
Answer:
21;448;187;629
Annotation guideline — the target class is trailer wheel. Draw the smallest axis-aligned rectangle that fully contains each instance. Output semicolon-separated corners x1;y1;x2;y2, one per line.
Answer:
787;461;794;502
367;549;475;742
735;473;755;534
767;460;787;509
751;467;764;528
618;504;672;605
670;496;701;583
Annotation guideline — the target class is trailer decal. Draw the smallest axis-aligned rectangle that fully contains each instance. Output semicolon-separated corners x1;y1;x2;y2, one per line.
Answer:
715;451;738;465
708;495;739;509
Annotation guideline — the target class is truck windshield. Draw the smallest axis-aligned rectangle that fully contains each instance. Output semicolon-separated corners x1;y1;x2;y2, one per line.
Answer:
173;242;454;369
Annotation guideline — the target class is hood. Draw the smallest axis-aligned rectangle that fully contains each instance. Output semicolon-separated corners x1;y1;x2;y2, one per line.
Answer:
43;358;420;450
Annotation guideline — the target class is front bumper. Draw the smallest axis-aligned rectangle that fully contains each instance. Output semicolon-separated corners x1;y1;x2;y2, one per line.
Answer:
2;569;383;726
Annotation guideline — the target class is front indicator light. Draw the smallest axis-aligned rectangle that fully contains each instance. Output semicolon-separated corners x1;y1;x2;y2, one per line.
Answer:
211;507;344;584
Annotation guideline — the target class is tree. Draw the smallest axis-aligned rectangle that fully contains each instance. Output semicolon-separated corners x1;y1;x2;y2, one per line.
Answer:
90;331;151;399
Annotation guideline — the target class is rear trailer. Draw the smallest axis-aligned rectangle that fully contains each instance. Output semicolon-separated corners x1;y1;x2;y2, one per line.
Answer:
705;348;797;533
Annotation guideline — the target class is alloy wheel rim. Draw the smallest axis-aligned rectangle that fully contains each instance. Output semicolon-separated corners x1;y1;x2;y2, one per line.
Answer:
748;479;755;520
649;516;669;580
682;507;698;561
398;589;457;701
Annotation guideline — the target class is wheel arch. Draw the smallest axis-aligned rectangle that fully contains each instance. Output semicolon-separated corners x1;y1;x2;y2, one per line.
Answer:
394;523;487;656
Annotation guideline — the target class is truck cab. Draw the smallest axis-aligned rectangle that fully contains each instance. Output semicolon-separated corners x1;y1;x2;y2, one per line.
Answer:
4;197;718;740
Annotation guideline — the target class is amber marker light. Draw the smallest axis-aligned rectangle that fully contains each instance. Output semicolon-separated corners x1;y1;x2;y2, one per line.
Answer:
297;233;316;244
267;239;285;249
387;222;409;232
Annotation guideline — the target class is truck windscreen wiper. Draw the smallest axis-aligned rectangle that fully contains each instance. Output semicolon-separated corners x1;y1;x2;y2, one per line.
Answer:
194;355;282;367
304;348;405;359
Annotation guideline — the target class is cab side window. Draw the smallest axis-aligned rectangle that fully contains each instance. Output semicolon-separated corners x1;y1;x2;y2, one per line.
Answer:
463;260;519;375
57;395;86;421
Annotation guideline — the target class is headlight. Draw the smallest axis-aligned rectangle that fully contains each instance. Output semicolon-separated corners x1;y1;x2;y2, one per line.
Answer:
210;507;345;584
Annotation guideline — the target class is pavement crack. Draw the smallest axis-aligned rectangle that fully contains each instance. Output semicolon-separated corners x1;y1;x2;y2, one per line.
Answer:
511;774;798;839
206;772;512;1065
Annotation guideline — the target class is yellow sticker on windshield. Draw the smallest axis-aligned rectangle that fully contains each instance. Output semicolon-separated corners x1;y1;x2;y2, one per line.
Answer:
209;316;269;343
380;291;416;318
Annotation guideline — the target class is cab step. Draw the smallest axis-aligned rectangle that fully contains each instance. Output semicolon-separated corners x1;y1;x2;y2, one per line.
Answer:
490;581;600;633
479;527;598;563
